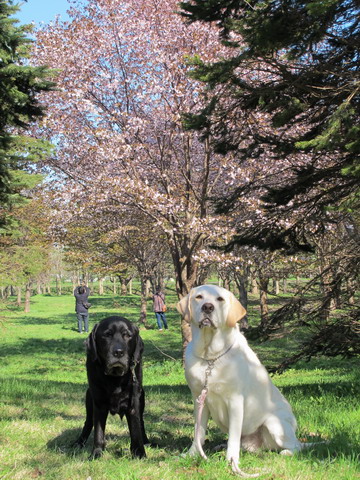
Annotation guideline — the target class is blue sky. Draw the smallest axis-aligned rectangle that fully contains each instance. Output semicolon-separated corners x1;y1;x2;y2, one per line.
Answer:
16;0;71;25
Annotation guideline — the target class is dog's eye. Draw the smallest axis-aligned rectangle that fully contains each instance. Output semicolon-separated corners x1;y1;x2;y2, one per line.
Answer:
217;297;225;302
195;295;203;300
103;330;113;337
122;332;132;339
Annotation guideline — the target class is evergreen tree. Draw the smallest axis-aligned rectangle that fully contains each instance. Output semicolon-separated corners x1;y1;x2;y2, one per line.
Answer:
0;0;54;218
181;0;359;233
180;0;360;366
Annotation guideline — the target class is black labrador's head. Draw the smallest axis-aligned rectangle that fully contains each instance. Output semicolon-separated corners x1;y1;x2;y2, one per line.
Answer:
86;316;143;376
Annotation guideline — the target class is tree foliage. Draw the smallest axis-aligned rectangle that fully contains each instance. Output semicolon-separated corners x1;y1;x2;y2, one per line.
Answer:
0;0;54;219
181;0;359;219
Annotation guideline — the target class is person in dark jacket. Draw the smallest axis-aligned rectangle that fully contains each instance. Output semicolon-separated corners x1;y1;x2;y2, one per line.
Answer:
74;283;91;333
152;287;168;331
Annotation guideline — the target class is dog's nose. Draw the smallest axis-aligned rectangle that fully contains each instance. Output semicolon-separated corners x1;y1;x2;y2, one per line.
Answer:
113;348;124;358
201;302;214;314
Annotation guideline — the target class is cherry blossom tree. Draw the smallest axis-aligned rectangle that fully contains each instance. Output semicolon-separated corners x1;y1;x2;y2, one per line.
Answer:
31;0;247;343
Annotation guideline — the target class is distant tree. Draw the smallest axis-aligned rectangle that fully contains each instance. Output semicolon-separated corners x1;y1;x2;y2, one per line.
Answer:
0;172;52;311
56;204;169;324
0;0;54;221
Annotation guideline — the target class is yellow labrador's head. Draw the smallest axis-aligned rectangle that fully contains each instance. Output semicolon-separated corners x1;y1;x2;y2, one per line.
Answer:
176;285;246;329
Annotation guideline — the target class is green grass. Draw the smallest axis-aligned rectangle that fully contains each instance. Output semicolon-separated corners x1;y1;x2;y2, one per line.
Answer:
0;292;359;479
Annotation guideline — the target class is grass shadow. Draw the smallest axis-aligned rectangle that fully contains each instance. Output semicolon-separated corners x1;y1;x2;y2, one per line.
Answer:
8;312;77;326
0;336;87;358
298;432;360;461
0;332;183;366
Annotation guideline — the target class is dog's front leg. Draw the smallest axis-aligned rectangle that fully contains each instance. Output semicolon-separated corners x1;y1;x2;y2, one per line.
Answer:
73;388;93;448
91;402;109;459
126;410;146;458
188;395;209;459
227;397;259;478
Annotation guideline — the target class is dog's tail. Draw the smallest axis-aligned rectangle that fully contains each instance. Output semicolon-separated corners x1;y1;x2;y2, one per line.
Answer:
230;458;260;478
280;439;328;456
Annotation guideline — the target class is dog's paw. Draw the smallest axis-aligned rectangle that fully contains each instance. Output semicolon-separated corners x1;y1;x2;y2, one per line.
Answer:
89;448;103;460
280;448;294;456
131;446;146;459
180;445;205;459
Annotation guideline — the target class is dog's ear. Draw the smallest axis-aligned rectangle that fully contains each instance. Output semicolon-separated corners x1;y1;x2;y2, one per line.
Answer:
131;324;144;366
86;323;99;362
226;293;247;328
176;292;191;323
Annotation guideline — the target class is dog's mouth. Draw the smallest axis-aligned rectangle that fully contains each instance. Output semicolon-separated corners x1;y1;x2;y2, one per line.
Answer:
105;362;128;376
199;317;215;329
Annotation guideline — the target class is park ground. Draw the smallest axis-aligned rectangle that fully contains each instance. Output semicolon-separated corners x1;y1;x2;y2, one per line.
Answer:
0;290;359;480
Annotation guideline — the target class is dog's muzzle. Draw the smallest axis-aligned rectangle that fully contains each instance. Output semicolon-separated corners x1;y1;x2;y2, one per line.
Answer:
105;361;128;376
199;317;215;329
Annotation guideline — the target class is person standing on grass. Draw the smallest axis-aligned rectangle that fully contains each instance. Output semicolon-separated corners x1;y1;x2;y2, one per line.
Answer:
153;286;168;331
74;282;91;334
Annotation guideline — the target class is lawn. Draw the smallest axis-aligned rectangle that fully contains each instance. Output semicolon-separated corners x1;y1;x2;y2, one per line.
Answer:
0;291;359;479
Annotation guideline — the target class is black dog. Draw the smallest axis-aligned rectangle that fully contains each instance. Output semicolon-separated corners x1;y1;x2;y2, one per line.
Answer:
73;316;148;459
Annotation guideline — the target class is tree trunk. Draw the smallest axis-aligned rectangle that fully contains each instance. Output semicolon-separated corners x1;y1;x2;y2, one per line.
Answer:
258;275;270;330
234;273;249;329
24;283;31;313
119;276;128;295
145;278;151;297
139;275;148;326
56;274;62;295
346;278;356;305
319;263;333;323
168;240;199;350
1;286;9;299
223;278;231;290
331;272;342;309
112;277;117;295
166;231;203;352
172;254;198;298
99;278;104;295
72;271;79;292
251;274;259;295
17;287;22;307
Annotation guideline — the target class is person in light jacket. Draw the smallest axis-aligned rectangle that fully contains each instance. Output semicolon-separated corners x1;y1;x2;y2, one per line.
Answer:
74;283;90;333
153;287;168;331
